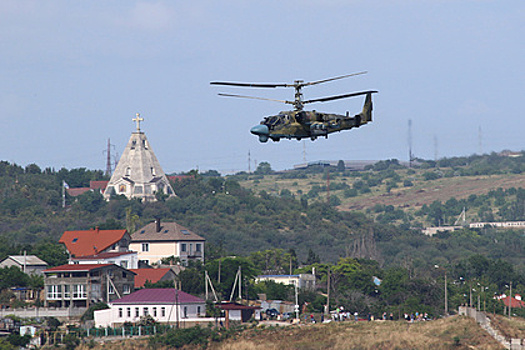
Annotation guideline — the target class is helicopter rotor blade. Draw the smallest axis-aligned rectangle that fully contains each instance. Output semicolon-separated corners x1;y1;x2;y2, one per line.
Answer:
303;90;378;104
211;82;288;88
218;93;293;104
302;71;368;87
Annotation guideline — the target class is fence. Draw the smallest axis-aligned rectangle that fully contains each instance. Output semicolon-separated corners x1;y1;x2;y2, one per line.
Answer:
45;324;173;346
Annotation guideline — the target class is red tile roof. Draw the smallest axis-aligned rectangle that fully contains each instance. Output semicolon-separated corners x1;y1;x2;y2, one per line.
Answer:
90;180;108;191
130;268;173;288
501;296;525;308
44;263;113;272
111;288;204;304
59;228;128;257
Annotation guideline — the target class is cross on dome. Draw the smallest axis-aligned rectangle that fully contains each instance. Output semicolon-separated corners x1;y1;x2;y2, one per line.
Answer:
133;113;144;132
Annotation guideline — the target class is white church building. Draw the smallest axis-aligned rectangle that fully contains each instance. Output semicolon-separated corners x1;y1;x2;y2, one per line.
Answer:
104;114;175;202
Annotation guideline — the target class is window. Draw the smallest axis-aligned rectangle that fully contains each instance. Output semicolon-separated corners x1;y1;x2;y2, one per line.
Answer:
161;307;166;317
181;230;190;235
135;308;139;317
108;285;115;295
119;308;123;318
142;243;149;252
119;184;126;193
64;285;70;299
47;285;61;300
73;285;86;299
197;306;201;315
196;244;201;252
123;285;131;294
153;307;157;317
181;243;187;252
144;307;149;316
127;307;131;317
184;307;187;318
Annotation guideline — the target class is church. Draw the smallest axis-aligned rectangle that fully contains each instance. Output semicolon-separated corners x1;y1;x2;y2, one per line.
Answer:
103;114;175;202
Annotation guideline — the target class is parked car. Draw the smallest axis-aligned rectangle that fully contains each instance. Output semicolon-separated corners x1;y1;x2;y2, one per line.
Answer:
265;308;280;319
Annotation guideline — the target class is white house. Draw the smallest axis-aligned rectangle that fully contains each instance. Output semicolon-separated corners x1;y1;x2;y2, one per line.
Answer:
130;219;205;266
94;288;206;327
69;251;139;270
255;274;316;290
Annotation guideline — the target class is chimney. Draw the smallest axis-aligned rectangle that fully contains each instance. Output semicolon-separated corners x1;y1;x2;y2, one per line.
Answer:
95;226;99;234
155;218;161;233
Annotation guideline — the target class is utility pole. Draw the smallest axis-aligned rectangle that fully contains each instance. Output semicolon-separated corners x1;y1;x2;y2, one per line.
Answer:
509;281;512;319
326;267;331;317
444;270;448;315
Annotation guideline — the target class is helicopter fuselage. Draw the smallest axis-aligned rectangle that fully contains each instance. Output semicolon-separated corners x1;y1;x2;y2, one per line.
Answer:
250;92;373;142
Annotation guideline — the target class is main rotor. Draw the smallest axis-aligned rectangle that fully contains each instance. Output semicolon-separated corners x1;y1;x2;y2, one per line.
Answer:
211;71;372;111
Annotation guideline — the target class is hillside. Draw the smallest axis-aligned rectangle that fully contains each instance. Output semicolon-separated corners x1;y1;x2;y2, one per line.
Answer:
78;316;510;350
236;155;525;227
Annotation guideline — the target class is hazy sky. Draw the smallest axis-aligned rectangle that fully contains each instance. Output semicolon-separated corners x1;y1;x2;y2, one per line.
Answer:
2;1;523;174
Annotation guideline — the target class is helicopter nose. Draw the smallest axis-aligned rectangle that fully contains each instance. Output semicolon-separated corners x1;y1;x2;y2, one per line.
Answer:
250;124;269;136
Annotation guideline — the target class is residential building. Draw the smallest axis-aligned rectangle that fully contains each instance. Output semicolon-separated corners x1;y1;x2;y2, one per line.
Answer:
94;288;205;327
0;255;48;275
130;219;205;266
43;264;135;308
255;274;316;290
103;115;175;202
69;251;139;270
66;180;109;197
59;228;131;258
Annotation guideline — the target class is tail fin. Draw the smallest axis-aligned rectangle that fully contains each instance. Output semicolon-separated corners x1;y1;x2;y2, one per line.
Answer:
360;92;373;123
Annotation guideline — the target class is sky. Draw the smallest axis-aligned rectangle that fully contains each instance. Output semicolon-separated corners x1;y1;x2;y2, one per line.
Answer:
1;1;524;174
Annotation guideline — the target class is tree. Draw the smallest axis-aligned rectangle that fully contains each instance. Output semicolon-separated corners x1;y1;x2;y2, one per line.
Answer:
30;242;68;267
254;162;273;175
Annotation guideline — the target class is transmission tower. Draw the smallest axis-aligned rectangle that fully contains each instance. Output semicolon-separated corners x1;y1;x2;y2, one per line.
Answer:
408;119;414;167
248;150;251;173
104;138;116;177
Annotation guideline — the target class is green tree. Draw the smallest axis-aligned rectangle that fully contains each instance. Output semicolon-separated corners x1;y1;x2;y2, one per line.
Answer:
254;162;273;175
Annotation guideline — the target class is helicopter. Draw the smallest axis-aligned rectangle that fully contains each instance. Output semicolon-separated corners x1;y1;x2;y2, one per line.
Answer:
210;72;378;143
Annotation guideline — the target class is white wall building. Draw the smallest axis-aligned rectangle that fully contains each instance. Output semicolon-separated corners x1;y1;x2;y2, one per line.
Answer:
94;288;206;327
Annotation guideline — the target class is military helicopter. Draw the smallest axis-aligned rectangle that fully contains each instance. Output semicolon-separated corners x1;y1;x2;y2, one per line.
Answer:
210;72;378;143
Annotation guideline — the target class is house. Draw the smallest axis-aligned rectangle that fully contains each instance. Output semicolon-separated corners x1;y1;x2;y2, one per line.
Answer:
255;274;316;290
59;227;131;258
130;219;205;266
66;180;109;197
497;294;525;309
43;264;135;308
0;255;48;275
130;268;178;289
69;251;139;270
94;288;205;327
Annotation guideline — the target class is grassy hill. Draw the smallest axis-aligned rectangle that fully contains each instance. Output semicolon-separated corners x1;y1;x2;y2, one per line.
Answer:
236;157;525;227
77;315;521;350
